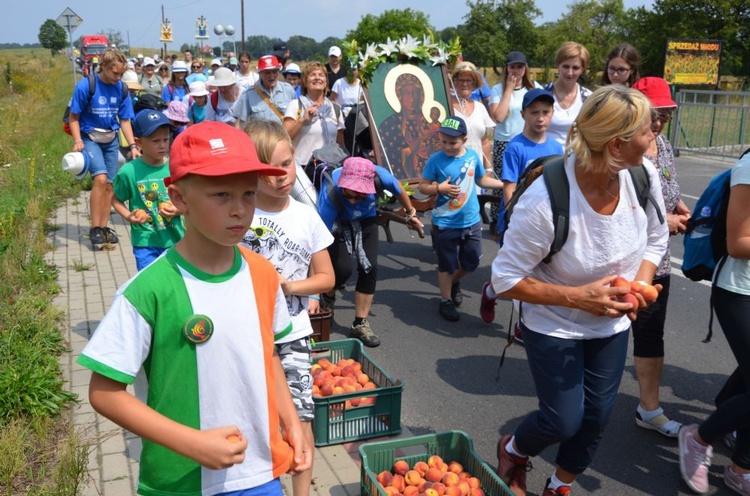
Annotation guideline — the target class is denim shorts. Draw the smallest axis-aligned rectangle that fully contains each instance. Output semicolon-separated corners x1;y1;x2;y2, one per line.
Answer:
83;133;120;182
433;222;482;273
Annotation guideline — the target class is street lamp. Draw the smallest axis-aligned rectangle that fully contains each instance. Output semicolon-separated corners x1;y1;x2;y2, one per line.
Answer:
213;24;225;59
225;25;236;57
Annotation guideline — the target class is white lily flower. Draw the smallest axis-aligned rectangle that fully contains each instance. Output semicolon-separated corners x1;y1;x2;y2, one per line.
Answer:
430;47;449;66
378;38;398;57
397;34;421;58
422;34;437;50
364;43;379;60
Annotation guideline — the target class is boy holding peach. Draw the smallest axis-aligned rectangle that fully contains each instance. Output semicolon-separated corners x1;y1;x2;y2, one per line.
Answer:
112;109;184;271
418;116;503;321
79;122;311;495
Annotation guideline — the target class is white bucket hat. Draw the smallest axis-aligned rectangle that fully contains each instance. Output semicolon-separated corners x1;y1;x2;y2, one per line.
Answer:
188;81;210;97
61;152;91;180
211;67;238;87
172;60;188;73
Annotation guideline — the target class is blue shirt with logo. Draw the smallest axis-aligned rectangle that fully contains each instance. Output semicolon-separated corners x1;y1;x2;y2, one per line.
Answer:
70;74;134;134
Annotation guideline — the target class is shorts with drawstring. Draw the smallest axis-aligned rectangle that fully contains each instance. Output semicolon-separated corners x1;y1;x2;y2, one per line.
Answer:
276;337;313;421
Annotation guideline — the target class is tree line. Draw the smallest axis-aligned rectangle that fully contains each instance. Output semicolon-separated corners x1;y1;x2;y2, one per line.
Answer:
36;0;749;79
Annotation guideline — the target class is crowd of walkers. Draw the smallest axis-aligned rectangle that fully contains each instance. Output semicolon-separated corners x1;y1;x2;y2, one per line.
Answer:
67;38;749;496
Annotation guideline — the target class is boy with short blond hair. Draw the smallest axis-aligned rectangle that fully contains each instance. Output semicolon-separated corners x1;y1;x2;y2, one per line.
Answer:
418;116;503;321
79;121;311;496
113;109;184;271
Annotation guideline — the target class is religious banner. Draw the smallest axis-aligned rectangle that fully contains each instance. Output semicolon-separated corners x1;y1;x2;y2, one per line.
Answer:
160;20;173;43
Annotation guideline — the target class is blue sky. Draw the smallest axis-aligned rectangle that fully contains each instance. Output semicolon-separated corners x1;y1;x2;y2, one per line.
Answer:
6;0;652;47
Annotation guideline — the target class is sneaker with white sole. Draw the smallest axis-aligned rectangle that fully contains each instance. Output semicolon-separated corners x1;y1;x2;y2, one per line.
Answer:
725;465;750;495
679;424;713;494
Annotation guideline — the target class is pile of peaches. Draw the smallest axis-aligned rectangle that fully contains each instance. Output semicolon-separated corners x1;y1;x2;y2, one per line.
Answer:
312;357;377;407
376;455;486;496
612;277;658;310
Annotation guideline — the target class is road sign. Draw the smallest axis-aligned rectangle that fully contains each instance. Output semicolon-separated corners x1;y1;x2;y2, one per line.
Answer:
56;7;83;33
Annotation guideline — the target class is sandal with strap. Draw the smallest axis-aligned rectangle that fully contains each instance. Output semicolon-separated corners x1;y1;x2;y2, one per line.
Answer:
636;409;682;438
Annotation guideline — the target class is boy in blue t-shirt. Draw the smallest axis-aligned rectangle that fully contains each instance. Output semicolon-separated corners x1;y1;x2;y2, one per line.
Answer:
419;116;503;321
479;89;563;327
495;88;563;237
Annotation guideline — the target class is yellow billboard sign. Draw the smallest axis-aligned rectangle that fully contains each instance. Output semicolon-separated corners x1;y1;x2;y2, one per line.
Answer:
664;39;722;85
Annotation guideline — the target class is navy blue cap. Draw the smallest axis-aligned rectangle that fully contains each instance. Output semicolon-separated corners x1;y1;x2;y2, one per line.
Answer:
439;116;467;137
133;109;171;137
522;88;554;110
506;51;527;65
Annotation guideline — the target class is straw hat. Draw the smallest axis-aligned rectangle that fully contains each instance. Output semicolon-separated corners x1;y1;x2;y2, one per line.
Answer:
122;70;144;91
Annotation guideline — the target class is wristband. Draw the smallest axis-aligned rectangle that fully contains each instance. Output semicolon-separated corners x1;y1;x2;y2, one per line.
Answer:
74;139;83;144
129;144;138;149
309;295;320;300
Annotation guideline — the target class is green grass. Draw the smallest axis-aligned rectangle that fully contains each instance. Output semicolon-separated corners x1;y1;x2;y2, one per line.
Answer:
0;48;89;495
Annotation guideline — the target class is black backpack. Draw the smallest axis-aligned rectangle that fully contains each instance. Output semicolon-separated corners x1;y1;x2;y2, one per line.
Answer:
133;93;168;114
63;73;128;135
499;155;664;262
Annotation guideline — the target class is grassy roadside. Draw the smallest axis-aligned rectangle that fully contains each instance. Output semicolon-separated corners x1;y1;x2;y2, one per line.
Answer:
0;49;88;495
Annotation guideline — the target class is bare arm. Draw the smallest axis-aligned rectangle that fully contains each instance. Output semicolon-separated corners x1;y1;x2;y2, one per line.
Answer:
69;113;84;152
727;184;750;259
503;182;516;205
477;173;503;190
498;274;633;318
490;79;517;124
111;196;147;225
88;373;247;469
481;134;493;170
280;250;334;296
120;120;141;159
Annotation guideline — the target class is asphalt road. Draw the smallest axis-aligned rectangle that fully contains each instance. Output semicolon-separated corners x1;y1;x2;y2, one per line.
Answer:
326;152;741;495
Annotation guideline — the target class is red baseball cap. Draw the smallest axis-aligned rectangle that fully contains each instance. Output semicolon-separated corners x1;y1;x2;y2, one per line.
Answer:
632;77;677;109
165;122;283;186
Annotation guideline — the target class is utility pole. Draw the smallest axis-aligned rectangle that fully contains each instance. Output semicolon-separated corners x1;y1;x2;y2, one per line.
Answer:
241;0;246;53
161;5;166;59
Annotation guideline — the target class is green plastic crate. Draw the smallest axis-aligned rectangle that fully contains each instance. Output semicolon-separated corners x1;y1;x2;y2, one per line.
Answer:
359;430;513;496
311;339;403;447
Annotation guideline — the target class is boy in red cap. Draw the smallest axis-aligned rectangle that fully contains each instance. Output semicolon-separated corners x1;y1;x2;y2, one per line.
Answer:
78;121;312;496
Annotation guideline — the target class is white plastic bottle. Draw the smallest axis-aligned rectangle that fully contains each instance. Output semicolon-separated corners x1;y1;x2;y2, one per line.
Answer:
692;206;712;238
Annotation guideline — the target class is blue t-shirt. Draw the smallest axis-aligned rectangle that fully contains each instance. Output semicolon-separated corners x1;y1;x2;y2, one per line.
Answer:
422;149;484;229
188;103;206;124
70;74;134;134
161;84;188;102
496;134;563;235
317;165;402;231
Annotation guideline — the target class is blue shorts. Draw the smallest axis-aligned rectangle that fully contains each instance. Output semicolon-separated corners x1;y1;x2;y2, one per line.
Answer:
220;478;282;496
82;134;120;182
433;222;482;274
133;246;167;271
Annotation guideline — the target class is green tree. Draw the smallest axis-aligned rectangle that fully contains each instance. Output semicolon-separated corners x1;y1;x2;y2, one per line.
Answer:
625;0;750;77
534;0;628;81
98;29;125;49
462;0;541;73
345;8;434;46
38;19;67;56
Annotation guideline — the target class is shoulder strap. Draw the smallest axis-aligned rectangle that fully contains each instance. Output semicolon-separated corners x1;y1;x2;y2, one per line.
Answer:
323;170;343;214
211;91;219;112
333;102;341;122
628;165;665;224
253;84;285;120
297;96;303;120
541;157;569;264
84;73;97;112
